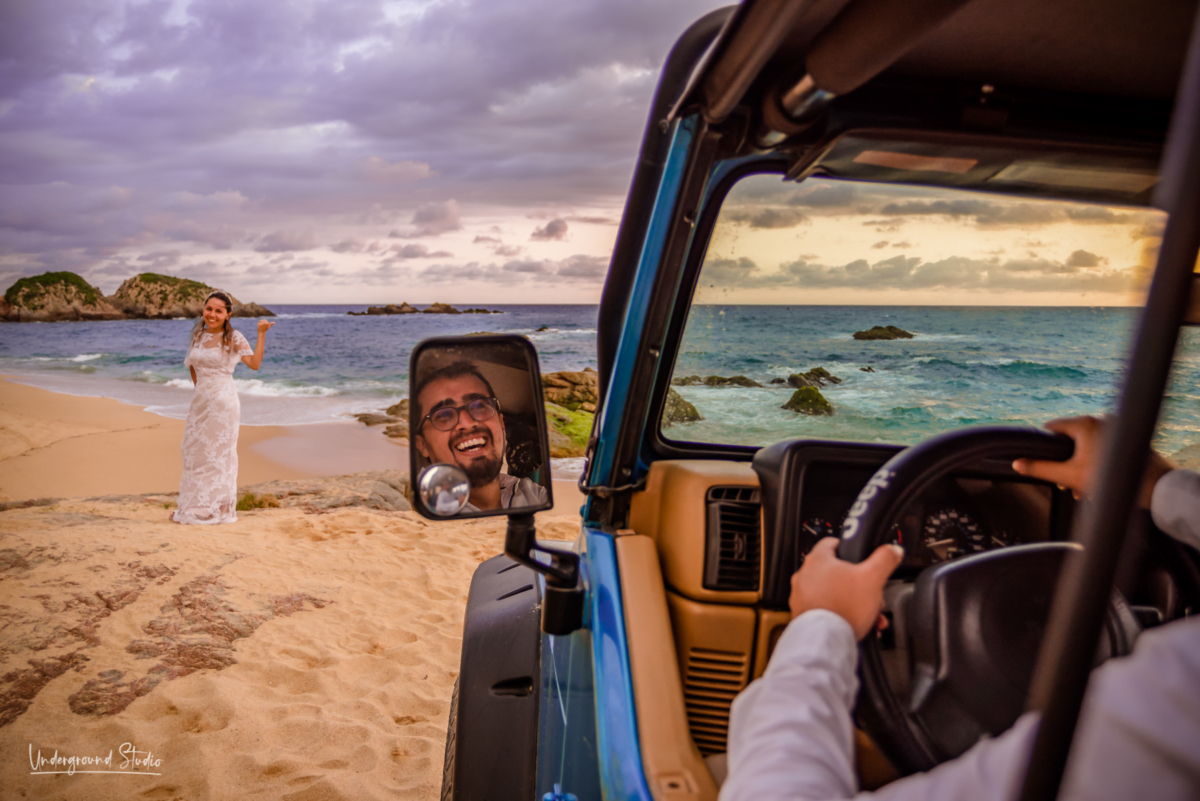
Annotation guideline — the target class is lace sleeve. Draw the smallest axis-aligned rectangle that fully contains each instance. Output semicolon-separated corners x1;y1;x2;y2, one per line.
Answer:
234;330;253;357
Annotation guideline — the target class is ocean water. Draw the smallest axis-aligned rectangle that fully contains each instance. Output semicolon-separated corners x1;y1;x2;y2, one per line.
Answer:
2;304;1198;461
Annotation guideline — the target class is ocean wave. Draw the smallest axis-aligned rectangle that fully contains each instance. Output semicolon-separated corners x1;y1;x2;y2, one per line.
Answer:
551;457;587;479
71;353;104;362
233;379;341;397
996;360;1088;380
160;377;344;398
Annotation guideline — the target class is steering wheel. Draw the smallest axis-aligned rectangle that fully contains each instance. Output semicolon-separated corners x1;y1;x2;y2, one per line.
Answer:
837;426;1142;774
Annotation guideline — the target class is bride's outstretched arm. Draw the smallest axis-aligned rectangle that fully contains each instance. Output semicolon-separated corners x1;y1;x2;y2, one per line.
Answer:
242;319;275;370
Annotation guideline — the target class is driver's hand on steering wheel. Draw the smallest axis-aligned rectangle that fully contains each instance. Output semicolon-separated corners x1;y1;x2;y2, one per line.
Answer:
1012;415;1173;507
789;538;904;640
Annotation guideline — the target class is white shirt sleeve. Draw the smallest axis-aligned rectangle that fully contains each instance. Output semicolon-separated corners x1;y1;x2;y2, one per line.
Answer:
720;609;1034;801
1151;469;1200;551
720;611;1200;801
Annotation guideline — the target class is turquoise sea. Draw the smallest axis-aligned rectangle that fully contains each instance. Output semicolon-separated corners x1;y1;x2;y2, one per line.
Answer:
1;304;1198;463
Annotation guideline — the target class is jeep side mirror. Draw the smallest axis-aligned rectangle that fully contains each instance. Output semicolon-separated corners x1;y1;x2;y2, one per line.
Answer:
409;335;554;519
409;334;582;635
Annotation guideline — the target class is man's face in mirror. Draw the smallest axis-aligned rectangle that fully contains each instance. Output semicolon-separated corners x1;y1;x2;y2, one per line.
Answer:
414;373;506;493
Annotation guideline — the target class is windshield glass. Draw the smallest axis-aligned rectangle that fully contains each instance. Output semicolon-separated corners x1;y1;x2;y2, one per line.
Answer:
663;173;1200;468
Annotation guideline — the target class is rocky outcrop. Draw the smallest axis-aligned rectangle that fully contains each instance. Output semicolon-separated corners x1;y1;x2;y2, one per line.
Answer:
2;272;124;322
543;368;599;412
853;325;914;340
348;302;500;316
348;302;420;316
662;388;703;426
787;367;842;388
672;375;764;388
1;271;274;322
782;387;833;415
109;273;274;319
240;470;412;512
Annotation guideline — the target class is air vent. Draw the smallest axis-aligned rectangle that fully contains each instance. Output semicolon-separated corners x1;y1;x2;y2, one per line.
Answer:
703;486;761;592
683;647;750;755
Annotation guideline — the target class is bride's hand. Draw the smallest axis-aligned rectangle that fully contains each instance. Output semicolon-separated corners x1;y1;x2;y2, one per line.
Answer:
257;319;275;334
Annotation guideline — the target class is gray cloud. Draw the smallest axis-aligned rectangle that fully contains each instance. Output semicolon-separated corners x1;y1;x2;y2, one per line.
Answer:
702;252;1134;293
725;207;809;229
389;243;454;259
255;229;320;252
390;200;463;238
416;254;608;284
531;218;569;240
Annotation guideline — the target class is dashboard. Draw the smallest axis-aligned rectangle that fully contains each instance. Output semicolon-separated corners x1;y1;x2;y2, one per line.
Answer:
754;440;1075;608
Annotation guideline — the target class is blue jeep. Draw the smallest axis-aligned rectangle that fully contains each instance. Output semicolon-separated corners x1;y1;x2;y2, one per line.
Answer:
416;1;1200;799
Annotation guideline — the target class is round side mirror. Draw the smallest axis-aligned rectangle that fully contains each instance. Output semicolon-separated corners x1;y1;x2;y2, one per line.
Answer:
418;464;471;517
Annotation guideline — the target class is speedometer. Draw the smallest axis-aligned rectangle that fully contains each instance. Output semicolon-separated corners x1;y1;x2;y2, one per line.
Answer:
921;508;999;562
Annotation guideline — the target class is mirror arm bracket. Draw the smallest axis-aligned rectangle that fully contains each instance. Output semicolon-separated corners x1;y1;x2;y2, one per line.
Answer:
504;513;584;635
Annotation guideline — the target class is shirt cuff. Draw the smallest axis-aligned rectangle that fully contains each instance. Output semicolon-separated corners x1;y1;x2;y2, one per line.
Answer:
1150;468;1200;551
766;609;858;679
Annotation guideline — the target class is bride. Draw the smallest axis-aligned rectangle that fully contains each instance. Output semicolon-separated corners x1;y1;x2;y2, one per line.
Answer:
173;291;274;524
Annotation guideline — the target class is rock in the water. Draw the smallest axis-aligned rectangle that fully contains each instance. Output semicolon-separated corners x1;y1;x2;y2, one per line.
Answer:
536;324;550;331
663;388;703;426
787;367;842;388
769;377;786;384
385;399;410;418
860;366;876;373
2;272;124;322
349;302;420;316
542;368;598;412
853;325;914;341
462;308;500;314
672;374;763;388
782;387;834;415
422;302;461;314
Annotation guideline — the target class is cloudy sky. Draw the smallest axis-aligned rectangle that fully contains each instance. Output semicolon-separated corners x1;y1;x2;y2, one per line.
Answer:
1;0;1167;308
0;0;730;304
696;176;1164;306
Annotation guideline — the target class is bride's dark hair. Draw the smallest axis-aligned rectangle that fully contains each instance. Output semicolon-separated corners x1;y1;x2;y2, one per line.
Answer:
190;292;235;350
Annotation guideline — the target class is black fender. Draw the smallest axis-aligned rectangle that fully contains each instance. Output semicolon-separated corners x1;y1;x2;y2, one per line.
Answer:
448;553;542;800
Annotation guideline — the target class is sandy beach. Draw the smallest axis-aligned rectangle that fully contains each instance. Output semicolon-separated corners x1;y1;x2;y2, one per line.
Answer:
0;378;584;799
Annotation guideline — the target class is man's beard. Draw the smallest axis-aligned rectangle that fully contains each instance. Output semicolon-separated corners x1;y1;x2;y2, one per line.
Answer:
462;453;503;488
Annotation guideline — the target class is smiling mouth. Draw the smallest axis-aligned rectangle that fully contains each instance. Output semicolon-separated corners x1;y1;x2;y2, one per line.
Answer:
454;436;489;454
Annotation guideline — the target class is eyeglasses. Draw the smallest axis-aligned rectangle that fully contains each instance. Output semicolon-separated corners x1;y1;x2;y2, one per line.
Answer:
422;397;500;431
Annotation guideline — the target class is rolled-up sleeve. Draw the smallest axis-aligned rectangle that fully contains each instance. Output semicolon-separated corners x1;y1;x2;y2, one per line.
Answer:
720;610;1036;801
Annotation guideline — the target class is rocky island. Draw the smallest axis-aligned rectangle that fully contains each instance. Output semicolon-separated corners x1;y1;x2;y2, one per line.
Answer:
347;302;500;316
1;271;274;322
853;325;914;340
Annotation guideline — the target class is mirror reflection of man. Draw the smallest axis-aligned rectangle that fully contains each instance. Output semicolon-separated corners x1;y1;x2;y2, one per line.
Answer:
413;360;549;513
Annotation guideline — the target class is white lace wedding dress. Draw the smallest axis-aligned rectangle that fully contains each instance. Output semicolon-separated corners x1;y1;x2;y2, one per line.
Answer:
173;330;253;524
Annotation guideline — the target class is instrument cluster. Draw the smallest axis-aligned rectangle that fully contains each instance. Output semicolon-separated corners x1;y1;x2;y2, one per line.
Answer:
794;462;1059;574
